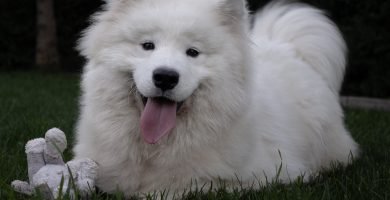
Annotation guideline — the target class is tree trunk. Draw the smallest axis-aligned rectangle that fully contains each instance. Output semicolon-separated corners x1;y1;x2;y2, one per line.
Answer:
36;0;60;70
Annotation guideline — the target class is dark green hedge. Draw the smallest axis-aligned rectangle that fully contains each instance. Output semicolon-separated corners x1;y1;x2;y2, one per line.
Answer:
0;0;389;97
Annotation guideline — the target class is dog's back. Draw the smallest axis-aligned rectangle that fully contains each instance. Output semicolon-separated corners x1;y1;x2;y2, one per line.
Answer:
243;2;359;181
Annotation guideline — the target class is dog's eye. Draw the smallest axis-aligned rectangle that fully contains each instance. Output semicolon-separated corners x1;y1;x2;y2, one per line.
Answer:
141;42;155;51
186;48;200;58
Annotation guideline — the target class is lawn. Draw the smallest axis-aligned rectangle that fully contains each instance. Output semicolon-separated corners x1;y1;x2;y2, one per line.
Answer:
0;72;389;199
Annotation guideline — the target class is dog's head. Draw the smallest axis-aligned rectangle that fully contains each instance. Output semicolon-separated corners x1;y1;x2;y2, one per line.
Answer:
79;0;251;144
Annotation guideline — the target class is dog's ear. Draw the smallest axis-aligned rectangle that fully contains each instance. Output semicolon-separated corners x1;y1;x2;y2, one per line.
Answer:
104;0;139;10
219;0;248;22
103;0;120;6
218;0;248;33
104;0;125;7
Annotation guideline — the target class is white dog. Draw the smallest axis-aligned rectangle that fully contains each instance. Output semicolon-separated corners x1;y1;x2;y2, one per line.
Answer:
74;0;359;197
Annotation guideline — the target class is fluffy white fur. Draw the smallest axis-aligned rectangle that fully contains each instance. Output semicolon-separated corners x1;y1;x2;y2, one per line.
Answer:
74;0;359;197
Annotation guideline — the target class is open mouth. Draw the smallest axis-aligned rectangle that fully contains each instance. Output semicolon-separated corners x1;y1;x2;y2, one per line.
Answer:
141;95;184;112
139;95;184;144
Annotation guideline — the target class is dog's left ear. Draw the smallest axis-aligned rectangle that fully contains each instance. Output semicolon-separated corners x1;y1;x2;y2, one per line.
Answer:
219;0;248;23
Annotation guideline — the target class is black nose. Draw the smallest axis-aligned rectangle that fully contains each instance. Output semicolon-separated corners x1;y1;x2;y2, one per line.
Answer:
153;68;179;91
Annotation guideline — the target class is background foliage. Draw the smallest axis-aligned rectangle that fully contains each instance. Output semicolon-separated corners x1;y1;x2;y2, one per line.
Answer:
0;0;389;97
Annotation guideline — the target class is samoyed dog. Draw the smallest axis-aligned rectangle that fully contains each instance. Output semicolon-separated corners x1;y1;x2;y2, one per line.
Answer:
74;0;359;197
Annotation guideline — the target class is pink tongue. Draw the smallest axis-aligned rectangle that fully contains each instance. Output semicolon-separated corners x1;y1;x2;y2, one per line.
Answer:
140;98;177;144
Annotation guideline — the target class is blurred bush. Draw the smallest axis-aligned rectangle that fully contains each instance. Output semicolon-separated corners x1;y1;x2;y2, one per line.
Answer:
0;0;389;97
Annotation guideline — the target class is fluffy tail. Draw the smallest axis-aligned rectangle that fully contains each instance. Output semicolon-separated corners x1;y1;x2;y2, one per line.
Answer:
251;2;347;93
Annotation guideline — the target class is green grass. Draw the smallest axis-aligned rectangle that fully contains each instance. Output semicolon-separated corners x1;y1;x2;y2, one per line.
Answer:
0;71;389;199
